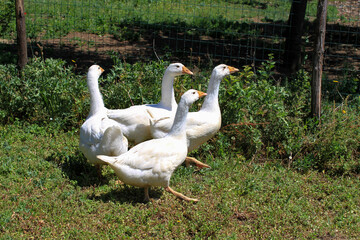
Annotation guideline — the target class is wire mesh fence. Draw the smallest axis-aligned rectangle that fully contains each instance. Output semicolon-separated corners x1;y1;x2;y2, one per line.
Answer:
317;0;360;99
18;0;292;66
1;0;359;89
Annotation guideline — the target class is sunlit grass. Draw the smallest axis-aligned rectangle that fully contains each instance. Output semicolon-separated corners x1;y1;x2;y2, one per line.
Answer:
20;0;338;40
1;121;359;238
0;57;359;238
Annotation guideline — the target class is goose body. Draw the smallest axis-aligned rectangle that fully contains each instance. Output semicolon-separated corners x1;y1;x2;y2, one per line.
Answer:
107;63;193;144
149;64;239;165
97;89;207;202
79;65;128;168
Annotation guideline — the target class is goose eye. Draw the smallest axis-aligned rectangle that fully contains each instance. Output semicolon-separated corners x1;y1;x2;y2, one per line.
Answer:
192;92;196;94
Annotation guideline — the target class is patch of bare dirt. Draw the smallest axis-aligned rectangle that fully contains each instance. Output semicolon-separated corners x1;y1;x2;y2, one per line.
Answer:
333;0;360;27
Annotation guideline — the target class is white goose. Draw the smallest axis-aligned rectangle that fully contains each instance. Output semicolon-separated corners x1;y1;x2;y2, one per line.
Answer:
149;64;239;168
79;65;128;174
97;89;207;202
106;63;193;144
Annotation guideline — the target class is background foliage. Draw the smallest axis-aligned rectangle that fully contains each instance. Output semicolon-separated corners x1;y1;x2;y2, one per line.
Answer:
1;57;359;175
0;0;14;38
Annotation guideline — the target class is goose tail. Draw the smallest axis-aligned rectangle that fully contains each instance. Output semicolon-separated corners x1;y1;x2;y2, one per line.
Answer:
96;155;118;165
101;126;128;156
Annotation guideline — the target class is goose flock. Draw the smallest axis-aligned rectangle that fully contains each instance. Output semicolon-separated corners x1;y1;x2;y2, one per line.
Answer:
79;62;239;202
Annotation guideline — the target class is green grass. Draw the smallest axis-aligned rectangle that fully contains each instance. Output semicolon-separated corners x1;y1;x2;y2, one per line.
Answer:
1;0;340;40
0;57;359;238
1;122;359;238
1;57;359;171
20;0;288;39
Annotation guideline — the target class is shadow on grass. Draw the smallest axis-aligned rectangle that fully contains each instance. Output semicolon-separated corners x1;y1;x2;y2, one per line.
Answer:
88;185;164;205
45;150;165;204
45;151;110;187
3;15;359;79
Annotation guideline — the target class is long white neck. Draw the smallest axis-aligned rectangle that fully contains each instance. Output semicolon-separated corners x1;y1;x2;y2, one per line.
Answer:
201;72;221;112
167;98;189;137
87;73;105;115
159;71;177;110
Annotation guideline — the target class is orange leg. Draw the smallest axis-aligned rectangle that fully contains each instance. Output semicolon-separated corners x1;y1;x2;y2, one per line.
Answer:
165;186;199;202
185;157;211;169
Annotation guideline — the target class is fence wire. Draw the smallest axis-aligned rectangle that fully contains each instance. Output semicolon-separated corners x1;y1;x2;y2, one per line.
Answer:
1;0;359;92
20;0;293;65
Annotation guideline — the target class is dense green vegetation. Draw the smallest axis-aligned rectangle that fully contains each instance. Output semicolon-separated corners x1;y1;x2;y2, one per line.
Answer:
1;57;359;238
1;57;359;174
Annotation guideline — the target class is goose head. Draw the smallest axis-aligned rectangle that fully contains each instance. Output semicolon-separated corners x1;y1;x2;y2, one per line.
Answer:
165;63;193;77
169;89;207;135
199;64;239;111
159;63;194;109
212;64;239;79
87;65;105;115
181;89;207;106
87;65;104;81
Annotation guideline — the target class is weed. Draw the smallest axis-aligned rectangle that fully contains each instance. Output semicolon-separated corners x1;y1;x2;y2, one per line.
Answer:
0;57;359;238
0;0;15;39
1;56;359;175
0;58;87;130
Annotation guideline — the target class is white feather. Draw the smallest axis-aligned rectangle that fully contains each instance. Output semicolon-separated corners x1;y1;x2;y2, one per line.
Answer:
107;63;193;144
150;64;239;152
96;89;206;200
79;65;128;166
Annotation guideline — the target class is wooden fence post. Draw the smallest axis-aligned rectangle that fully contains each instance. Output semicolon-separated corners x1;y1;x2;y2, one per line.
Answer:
15;0;28;70
311;0;328;120
283;0;308;74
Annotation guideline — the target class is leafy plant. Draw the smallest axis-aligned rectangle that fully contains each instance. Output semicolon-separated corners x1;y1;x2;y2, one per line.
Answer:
0;58;88;130
1;56;359;175
322;62;360;103
101;58;173;110
0;0;15;38
290;99;360;175
200;55;359;176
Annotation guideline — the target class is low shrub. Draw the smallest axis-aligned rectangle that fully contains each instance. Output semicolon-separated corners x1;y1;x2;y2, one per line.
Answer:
0;58;193;130
1;56;359;175
101;58;173;110
215;56;310;160
0;58;87;129
197;56;359;176
0;0;14;39
290;99;360;175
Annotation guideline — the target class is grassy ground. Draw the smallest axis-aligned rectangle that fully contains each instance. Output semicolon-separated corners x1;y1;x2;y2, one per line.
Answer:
1;122;359;239
0;57;359;238
2;0;339;40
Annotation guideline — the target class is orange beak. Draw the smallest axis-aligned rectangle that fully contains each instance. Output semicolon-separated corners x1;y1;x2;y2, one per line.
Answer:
197;90;207;98
182;66;194;75
100;67;104;73
227;66;239;74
